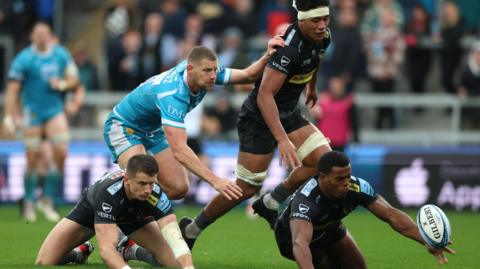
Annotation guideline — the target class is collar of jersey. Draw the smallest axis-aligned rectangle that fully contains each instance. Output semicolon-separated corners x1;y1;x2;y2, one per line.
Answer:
31;44;53;57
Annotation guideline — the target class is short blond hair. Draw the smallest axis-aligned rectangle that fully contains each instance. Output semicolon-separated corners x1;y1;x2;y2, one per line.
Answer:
187;46;217;64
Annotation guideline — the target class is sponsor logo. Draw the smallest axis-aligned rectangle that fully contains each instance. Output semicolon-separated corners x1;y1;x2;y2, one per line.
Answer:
167;105;186;119
299;203;310;214
394;158;429;206
125;128;135;134
280;56;290;66
423;207;441;239
301;179;317;196
147;194;159;206
97;211;115;221
292;212;310;220
102;202;113;213
271;61;288;73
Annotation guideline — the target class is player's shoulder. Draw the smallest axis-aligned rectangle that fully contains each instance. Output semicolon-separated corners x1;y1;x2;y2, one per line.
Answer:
52;44;70;55
349;176;376;197
14;46;34;61
95;170;125;196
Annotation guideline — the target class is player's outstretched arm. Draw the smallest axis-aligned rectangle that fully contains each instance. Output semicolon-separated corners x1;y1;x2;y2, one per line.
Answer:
257;67;301;169
367;195;455;264
157;214;194;269
228;35;284;84
2;80;22;137
95;223;130;269
290;219;315;269
164;125;242;200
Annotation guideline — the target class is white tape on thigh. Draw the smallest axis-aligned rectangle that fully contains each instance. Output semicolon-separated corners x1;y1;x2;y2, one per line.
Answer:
50;132;70;144
296;132;330;161
24;136;42;150
161;221;191;259
236;164;268;186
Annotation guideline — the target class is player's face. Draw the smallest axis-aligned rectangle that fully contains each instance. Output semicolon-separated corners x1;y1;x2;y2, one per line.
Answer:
319;165;352;200
128;172;156;201
299;15;330;44
189;59;218;91
31;24;52;48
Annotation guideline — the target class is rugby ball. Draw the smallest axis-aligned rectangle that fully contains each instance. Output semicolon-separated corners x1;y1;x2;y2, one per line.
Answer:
416;204;451;249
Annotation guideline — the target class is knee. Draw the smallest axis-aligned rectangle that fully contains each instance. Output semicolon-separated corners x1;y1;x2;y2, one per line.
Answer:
166;185;189;200
35;256;54;266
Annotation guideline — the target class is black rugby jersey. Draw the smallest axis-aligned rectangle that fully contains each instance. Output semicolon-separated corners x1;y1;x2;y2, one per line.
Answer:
243;22;331;121
277;176;377;243
85;170;173;225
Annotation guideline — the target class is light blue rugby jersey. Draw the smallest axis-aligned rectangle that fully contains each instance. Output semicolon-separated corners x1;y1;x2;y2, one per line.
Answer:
113;60;232;132
8;44;75;114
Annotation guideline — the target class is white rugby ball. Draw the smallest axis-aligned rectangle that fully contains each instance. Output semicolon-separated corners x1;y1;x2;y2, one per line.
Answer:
416;204;451;249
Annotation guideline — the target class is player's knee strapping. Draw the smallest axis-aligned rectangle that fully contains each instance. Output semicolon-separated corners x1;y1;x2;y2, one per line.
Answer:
236;164;268;186
161;221;191;259
296;132;330;161
24;136;42;151
50;132;70;145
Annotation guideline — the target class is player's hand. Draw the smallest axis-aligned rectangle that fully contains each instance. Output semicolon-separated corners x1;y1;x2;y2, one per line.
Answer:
212;177;243;200
305;88;318;109
49;77;67;92
426;241;455;264
2;114;19;138
266;35;285;57
277;139;301;170
64;102;80;117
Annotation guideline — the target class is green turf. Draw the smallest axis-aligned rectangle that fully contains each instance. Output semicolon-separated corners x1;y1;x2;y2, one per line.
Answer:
0;205;477;268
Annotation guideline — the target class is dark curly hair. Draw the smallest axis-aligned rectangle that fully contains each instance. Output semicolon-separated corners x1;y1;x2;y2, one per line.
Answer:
295;0;330;11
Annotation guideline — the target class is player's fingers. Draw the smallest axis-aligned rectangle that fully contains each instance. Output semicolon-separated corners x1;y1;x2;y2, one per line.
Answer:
222;190;233;201
229;184;243;197
444;247;456;254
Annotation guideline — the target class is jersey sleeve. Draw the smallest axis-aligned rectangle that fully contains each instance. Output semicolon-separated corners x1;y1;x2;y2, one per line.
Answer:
215;65;232;85
267;46;300;75
92;191;121;224
349;176;378;207
289;180;320;222
156;91;188;129
8;52;27;81
145;183;174;219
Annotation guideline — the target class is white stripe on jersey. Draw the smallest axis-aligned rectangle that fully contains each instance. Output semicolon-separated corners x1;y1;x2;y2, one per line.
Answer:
162;118;185;128
285;29;296;45
223;68;232;84
157;89;178;100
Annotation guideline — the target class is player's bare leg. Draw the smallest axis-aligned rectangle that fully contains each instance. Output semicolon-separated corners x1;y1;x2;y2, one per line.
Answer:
154;148;189;199
180;151;274;248
254;124;331;226
36;218;94;265
22;126;42;222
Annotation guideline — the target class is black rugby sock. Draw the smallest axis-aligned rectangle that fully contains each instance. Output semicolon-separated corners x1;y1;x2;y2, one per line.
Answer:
270;183;291;204
135;246;162;267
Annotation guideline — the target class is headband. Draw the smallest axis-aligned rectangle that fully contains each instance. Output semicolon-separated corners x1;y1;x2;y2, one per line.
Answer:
292;1;330;20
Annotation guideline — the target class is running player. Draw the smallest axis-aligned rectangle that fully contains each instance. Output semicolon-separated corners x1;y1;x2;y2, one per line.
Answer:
104;36;284;200
36;154;194;269
2;22;79;222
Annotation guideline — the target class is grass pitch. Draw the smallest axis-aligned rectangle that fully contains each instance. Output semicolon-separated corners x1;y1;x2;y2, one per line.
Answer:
0;205;477;269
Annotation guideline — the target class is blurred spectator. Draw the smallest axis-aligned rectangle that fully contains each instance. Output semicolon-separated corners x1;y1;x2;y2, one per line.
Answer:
116;29;142;91
217;27;251;92
0;0;35;49
72;41;98;91
138;12;177;78
203;94;238;139
439;0;465;94
229;0;259;38
323;6;364;92
196;0;231;35
182;13;216;51
404;4;432;94
361;0;404;41
160;0;187;39
104;0;136;90
366;8;405;129
34;0;54;26
458;41;480;129
310;76;359;152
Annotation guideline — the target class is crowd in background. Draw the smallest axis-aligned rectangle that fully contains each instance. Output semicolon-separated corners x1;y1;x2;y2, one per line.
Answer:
1;0;480;141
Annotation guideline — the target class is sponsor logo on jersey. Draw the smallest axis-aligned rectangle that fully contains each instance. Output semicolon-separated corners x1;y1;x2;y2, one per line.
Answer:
301;179;318;196
292;212;310;221
299;203;310;214
157;192;171;212
152;184;160;194
271;61;288;73
107;180;123;195
147;194;159;207
102;202;113;213
280;56;291;66
125;127;135;134
348;182;360;192
289;69;316;84
97;211;115;221
167;105;186;119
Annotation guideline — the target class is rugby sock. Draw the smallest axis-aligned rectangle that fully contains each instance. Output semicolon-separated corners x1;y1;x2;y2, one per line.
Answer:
265;184;291;210
23;172;38;202
61;248;85;264
133;245;162;267
44;170;61;198
187;211;213;238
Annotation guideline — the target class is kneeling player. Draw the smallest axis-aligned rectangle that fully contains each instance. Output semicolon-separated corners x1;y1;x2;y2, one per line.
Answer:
36;154;194;269
274;151;455;268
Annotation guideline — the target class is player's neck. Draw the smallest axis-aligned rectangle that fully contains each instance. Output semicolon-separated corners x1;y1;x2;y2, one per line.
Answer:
123;182;134;200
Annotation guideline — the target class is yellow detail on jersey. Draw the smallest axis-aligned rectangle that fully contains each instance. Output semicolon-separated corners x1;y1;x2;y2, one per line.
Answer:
289;69;316;84
125;127;135;134
348;182;360;192
147;194;158;206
